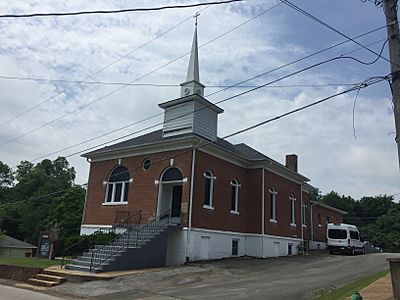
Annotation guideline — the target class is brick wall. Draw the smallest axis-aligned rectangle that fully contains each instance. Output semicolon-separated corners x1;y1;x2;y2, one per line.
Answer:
312;205;344;242
191;150;262;234
83;149;193;227
0;265;41;282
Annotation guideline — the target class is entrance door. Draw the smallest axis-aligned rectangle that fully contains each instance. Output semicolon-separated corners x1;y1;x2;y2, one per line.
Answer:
171;185;182;218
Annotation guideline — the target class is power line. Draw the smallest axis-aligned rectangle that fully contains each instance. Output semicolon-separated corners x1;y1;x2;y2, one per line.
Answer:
0;75;358;88
18;32;392;166
0;2;281;148
0;74;388;208
0;6;212;129
280;0;398;68
24;51;388;166
0;0;242;18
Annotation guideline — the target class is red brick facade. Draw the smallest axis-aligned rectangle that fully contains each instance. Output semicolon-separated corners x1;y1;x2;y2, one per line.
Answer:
82;146;344;243
311;205;344;242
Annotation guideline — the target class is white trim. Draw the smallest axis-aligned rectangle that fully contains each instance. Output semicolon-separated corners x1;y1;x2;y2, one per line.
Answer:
102;201;128;206
203;205;214;210
290;223;297;227
318;224;322;228
188;147;196;258
270;219;277;223
261;168;265;257
230;179;240;213
230;210;239;215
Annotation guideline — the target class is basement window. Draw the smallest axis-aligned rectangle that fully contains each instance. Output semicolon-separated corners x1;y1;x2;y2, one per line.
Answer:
232;239;239;256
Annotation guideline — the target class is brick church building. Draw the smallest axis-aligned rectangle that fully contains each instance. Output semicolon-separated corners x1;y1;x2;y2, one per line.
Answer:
77;25;345;270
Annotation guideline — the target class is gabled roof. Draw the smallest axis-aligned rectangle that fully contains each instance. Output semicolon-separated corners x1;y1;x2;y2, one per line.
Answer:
82;129;309;181
0;235;37;249
311;201;348;215
83;129;267;162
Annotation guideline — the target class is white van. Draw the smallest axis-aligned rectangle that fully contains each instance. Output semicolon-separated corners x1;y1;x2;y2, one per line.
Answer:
326;223;365;255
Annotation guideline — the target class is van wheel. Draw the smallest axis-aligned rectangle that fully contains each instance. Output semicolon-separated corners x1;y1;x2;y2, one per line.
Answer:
351;248;355;256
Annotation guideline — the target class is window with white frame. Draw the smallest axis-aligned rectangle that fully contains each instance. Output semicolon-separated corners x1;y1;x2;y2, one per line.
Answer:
269;187;277;222
302;201;307;226
203;170;216;208
230;179;240;213
104;166;131;204
290;193;296;226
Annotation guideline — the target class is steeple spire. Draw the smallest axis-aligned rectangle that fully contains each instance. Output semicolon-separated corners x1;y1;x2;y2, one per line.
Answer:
180;13;205;98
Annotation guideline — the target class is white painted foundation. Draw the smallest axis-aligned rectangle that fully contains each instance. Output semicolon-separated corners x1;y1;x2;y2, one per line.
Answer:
309;240;327;250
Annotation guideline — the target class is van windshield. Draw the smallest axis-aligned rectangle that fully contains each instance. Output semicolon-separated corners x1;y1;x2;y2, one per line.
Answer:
328;229;347;239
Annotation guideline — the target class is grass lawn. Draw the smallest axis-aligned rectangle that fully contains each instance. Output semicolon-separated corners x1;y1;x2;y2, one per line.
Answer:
314;269;390;300
0;257;61;269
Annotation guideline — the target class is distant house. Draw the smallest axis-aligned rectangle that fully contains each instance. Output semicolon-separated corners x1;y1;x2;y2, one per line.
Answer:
68;25;346;272
0;235;36;258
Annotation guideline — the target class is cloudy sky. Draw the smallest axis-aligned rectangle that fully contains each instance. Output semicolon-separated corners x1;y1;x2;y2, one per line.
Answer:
0;0;398;201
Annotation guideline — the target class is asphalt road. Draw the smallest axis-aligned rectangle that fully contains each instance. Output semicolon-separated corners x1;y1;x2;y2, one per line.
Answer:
0;284;65;300
53;252;399;300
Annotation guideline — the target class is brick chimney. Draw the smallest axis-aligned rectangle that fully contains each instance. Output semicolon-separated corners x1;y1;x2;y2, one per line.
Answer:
285;154;298;172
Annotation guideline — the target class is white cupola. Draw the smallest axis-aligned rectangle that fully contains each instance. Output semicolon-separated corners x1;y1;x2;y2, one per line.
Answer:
159;23;223;141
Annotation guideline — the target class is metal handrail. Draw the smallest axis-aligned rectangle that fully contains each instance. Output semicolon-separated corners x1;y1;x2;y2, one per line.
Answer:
62;210;141;269
60;227;114;268
89;209;172;272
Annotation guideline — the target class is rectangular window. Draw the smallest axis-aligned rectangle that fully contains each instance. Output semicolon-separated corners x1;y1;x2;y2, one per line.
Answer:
290;200;295;224
328;229;347;239
204;177;211;206
350;231;359;240
270;193;276;220
123;182;129;202
106;184;113;202
231;186;236;211
232;239;239;256
114;183;123;202
302;204;307;225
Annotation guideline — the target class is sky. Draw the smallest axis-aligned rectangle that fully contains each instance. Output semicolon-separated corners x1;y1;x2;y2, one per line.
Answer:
0;0;398;201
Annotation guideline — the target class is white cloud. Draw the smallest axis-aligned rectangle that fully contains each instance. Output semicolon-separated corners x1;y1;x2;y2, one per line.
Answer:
0;0;398;200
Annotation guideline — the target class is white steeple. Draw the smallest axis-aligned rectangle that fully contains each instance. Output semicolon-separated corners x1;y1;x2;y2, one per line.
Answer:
180;16;205;98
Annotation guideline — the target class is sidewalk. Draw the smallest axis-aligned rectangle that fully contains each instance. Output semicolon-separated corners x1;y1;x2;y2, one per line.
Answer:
357;274;394;300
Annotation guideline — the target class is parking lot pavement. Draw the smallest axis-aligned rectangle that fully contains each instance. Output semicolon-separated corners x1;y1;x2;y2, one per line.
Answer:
53;252;400;300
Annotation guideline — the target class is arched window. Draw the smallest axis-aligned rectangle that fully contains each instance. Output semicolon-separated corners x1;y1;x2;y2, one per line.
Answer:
105;166;130;204
230;179;240;213
269;187;277;222
290;193;296;226
161;167;182;182
203;170;216;209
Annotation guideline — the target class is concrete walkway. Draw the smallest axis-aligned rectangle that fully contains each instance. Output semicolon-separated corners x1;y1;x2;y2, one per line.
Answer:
357;274;394;300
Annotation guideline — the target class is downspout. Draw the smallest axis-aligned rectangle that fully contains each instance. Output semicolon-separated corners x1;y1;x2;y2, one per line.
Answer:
261;168;265;258
310;202;317;248
186;147;196;261
301;185;304;241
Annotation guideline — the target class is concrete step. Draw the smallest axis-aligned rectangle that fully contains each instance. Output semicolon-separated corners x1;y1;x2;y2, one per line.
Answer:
35;273;66;284
28;278;60;287
65;263;103;272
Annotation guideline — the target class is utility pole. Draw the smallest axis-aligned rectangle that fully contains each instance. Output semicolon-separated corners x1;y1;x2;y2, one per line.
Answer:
382;0;400;168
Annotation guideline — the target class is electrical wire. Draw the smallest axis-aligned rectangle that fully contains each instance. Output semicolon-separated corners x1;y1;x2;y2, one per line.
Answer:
0;74;388;208
0;5;212;129
0;2;281;148
15;33;392;167
0;0;242;18
280;0;398;68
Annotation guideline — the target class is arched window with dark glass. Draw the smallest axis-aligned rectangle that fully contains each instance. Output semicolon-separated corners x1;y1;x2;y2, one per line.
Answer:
289;193;296;225
161;167;182;182
230;179;240;213
269;187;277;222
105;166;130;203
203;170;216;208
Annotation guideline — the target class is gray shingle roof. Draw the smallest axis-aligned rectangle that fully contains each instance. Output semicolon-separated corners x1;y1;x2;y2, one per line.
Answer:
83;129;270;162
0;235;36;249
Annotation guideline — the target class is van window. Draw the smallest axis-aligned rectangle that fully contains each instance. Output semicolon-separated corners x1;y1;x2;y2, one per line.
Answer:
328;229;347;239
350;231;359;240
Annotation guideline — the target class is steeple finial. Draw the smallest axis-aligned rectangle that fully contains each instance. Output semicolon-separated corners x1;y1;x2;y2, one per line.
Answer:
180;13;205;97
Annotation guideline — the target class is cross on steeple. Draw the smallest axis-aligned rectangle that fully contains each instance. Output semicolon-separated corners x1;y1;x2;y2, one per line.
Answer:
194;12;200;26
